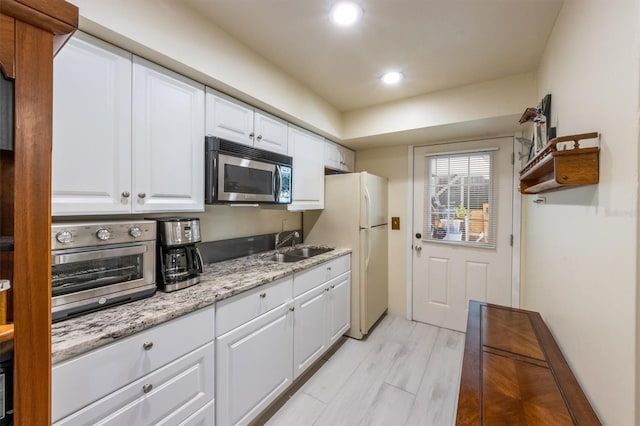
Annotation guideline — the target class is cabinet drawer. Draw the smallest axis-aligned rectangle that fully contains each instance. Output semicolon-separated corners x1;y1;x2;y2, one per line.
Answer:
216;276;293;337
293;254;351;296
52;306;215;422
55;342;214;425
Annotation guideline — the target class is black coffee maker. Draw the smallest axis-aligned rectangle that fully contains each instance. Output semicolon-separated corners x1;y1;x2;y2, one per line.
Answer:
155;217;203;292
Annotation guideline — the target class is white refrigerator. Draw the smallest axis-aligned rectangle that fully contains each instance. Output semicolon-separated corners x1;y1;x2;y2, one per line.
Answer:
304;172;388;339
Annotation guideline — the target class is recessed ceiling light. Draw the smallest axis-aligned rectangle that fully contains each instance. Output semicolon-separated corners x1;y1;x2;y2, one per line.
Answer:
381;71;404;85
330;2;363;27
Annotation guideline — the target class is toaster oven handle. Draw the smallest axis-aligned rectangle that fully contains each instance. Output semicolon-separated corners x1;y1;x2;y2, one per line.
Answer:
52;245;148;265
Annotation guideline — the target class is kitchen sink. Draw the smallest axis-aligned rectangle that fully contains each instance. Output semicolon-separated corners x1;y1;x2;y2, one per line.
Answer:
264;253;306;263
288;247;334;258
264;247;334;263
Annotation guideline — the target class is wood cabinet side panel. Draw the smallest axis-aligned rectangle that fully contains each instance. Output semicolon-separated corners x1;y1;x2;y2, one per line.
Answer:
0;14;15;79
13;20;53;426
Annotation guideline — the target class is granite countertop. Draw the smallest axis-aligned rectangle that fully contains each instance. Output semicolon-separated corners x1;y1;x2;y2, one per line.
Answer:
51;245;351;364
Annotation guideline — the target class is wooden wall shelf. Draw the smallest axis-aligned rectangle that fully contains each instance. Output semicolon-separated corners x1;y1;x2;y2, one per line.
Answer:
520;132;599;194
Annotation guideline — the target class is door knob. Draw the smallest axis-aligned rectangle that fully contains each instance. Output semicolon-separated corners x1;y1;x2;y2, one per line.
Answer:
415;245;422;252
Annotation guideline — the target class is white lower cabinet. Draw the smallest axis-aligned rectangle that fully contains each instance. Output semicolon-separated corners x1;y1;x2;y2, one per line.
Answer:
293;271;351;379
52;306;215;425
215;305;294;425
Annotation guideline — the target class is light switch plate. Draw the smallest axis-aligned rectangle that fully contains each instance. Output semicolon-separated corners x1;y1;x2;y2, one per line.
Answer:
391;217;400;230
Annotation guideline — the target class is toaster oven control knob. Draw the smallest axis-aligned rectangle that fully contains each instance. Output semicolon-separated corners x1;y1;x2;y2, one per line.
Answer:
96;228;111;241
129;227;143;238
56;231;72;244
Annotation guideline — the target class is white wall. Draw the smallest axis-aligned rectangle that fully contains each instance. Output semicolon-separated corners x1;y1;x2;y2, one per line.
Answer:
521;0;639;424
356;146;409;317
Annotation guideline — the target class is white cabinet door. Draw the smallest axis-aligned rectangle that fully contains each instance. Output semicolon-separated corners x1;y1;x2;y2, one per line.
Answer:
293;284;328;380
132;56;205;213
216;303;293;426
341;146;355;172
287;126;325;211
328;272;351;345
205;88;254;146
52;32;132;215
324;140;354;172
324;140;342;171
54;344;214;426
254;110;288;155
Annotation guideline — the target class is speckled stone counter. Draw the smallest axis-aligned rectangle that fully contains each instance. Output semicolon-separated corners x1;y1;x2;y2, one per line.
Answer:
51;246;351;364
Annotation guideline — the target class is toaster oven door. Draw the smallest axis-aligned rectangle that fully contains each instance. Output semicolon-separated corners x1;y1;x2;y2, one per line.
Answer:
51;241;155;314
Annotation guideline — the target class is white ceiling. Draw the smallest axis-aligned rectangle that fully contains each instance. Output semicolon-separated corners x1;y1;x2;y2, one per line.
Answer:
180;0;564;112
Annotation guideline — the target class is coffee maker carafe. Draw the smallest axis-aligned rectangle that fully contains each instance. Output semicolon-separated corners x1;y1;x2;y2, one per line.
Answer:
155;218;203;292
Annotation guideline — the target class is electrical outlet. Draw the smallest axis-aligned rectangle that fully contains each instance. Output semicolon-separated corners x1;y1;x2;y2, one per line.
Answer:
391;217;400;230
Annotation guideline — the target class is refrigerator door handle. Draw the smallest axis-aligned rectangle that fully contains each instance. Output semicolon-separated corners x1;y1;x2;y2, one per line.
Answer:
363;186;371;229
364;228;371;274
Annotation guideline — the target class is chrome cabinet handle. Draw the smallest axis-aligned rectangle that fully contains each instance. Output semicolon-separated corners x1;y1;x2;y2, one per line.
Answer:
143;341;153;351
122;191;130;198
138;193;146;199
259;292;266;298
143;383;153;393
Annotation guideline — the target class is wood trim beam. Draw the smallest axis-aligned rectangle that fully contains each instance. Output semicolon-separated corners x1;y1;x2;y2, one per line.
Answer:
13;19;54;426
0;14;15;79
0;0;77;34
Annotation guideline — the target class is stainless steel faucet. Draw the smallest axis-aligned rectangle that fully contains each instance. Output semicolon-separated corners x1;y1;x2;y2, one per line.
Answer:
275;231;299;251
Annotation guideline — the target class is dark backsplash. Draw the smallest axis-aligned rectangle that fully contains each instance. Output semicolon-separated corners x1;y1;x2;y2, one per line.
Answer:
198;230;302;264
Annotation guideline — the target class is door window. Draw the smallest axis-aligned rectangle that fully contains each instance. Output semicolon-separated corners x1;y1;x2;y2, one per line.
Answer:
423;150;496;248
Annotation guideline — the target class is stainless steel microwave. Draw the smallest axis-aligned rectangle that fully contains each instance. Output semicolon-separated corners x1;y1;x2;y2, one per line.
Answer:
205;137;292;204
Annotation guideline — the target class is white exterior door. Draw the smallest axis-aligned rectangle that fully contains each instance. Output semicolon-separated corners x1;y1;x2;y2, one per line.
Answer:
412;138;513;332
52;32;132;215
132;56;205;213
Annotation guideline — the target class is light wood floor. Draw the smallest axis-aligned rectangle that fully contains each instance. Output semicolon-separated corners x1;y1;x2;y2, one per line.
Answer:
264;314;466;426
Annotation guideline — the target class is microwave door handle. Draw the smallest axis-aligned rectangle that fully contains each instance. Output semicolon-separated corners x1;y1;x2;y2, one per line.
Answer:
274;166;283;202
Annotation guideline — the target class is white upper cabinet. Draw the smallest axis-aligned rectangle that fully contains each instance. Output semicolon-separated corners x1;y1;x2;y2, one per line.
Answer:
52;33;205;215
52;32;133;215
132;57;205;213
325;140;355;172
205;88;254;146
206;88;288;155
288;125;325;211
253;110;288;154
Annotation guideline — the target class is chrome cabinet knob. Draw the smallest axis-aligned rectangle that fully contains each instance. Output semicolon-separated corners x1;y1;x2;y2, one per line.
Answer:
249;132;255;139
257;135;263;141
129;227;143;238
96;229;110;241
56;231;72;244
259;292;266;298
325;287;330;292
122;191;130;198
143;383;153;393
289;306;295;311
143;341;153;351
138;193;146;199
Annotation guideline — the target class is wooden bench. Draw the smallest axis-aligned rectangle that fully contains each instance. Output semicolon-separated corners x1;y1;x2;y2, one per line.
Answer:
456;301;600;425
